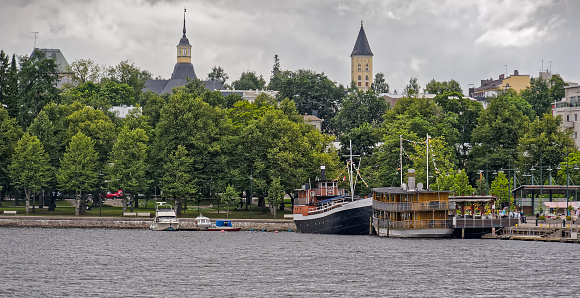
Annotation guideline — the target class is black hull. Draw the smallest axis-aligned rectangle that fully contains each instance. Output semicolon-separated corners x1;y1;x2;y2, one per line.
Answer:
294;205;372;235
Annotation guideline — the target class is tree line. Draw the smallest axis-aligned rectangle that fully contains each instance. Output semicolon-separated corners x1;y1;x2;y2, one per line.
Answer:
0;50;575;216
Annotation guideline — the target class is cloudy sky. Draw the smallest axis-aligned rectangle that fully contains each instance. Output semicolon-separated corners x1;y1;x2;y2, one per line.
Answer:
1;0;579;94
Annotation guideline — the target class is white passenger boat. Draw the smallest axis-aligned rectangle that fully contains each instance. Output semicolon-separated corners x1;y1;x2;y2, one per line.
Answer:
150;202;180;231
194;213;211;228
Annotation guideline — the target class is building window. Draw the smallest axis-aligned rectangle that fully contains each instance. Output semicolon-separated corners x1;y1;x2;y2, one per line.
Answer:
357;63;361;71
575;132;578;140
365;75;369;87
567;115;570;122
365;63;369;71
575;114;578;122
358;75;362;87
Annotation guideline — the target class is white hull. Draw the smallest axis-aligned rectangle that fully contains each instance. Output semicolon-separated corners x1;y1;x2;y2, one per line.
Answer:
377;228;454;238
150;221;179;231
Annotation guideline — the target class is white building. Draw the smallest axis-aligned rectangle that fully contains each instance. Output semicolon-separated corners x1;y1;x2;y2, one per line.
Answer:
552;84;580;148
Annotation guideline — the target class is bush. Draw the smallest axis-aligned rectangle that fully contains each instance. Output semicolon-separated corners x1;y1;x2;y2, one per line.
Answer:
538;215;546;221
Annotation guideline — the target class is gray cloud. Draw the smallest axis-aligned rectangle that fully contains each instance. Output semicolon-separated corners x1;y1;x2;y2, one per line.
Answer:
0;0;578;93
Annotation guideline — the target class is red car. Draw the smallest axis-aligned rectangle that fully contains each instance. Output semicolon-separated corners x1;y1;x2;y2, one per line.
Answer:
104;190;123;199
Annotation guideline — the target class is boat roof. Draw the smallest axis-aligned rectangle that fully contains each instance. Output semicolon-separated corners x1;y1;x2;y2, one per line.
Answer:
373;187;451;194
315;194;347;205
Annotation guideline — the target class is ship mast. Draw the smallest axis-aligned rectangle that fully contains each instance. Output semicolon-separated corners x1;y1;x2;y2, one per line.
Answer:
400;135;403;186
343;140;360;201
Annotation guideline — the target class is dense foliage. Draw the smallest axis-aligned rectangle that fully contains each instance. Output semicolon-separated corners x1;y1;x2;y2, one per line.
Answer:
0;49;575;216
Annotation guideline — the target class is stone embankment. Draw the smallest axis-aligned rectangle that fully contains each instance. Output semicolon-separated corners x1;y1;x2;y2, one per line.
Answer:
0;216;296;231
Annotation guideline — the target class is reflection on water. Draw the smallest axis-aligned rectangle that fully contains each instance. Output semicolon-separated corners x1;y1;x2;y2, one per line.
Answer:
1;228;579;297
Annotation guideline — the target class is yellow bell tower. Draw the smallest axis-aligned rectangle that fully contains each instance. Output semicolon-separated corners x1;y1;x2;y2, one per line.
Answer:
177;9;192;64
350;21;373;91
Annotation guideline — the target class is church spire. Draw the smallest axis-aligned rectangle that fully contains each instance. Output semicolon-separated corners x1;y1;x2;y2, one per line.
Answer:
183;8;187;37
351;21;373;57
177;8;192;64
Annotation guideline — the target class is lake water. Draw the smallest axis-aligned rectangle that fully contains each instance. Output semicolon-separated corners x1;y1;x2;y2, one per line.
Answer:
1;228;579;297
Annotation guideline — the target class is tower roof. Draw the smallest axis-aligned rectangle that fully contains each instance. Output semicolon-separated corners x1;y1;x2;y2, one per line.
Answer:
350;22;373;57
178;8;191;47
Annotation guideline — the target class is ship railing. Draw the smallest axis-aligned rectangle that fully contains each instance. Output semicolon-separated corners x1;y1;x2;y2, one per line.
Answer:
374;218;454;229
307;198;348;215
372;201;450;212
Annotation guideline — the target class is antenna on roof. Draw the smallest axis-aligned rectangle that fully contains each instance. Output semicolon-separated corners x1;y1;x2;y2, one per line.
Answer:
31;32;39;49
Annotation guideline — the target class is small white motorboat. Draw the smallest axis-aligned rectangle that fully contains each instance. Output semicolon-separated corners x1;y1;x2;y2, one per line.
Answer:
150;202;179;231
194;213;211;228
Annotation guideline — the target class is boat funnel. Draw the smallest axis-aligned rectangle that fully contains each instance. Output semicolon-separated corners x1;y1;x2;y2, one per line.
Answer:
408;169;416;191
320;165;326;181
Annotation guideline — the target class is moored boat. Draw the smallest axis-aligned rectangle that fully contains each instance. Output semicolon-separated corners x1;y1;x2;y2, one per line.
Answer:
150;202;180;231
207;220;241;231
194;213;211;228
293;142;373;235
371;169;454;238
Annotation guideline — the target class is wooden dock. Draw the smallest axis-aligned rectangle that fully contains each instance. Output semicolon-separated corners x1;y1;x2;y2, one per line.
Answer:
482;225;580;243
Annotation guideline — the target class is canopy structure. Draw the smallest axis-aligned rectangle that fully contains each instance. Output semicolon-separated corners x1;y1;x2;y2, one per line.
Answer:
544;201;580;209
512;185;580;215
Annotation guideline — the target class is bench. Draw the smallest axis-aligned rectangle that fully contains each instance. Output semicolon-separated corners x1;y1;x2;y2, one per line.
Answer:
3;210;17;215
137;212;151;217
284;214;293;219
123;212;137;217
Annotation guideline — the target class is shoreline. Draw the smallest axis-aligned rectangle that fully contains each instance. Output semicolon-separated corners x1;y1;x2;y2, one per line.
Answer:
0;216;296;231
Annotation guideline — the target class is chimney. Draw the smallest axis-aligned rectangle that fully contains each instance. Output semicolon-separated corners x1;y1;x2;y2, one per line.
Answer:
514;70;519;76
320;165;326;181
407;169;415;191
499;74;505;80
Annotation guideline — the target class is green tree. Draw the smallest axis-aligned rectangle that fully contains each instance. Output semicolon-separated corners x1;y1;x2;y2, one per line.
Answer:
277;69;345;133
332;89;387;135
521;77;550;117
207;66;230;84
154;93;233;207
409;136;456;186
18;49;60;127
548;74;567;103
105;126;150;213
162;145;196;215
1;54;20;119
28;110;59;209
228;96;340;207
266;177;285;218
475;176;489;195
232;71;266;90
452;170;474;196
220;185;239;217
9;133;51;214
66;106;116;166
425;79;463;95
0;107;23;203
371;72;389;93
57;132;99;215
491;172;509;204
434;92;483;168
499;89;535;121
207;66;229;85
267;55;290;91
104;60;151;103
70;59;103;85
468;96;529;178
338;122;380;161
404;77;420;95
517;113;574;173
140;91;166;128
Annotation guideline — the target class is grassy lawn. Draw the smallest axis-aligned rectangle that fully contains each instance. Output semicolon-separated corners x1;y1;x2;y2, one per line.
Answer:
0;199;293;219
